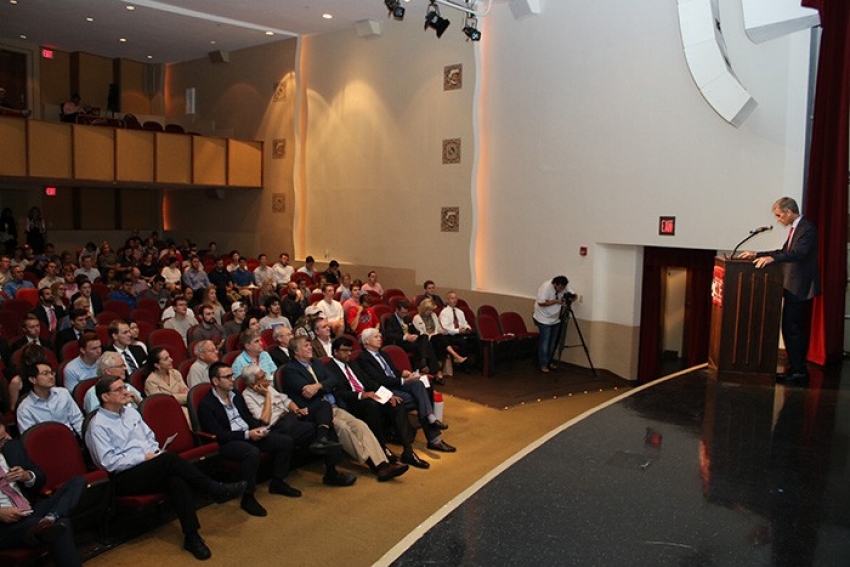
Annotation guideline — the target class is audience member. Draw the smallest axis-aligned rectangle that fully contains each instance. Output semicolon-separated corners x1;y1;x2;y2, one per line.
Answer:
281;281;306;323
54;309;90;359
105;319;147;376
37;260;62;290
187;340;219;389
73;255;100;283
381;299;436;374
322;260;341;285
361;270;384;297
259;296;292;331
268;326;293;368
71;278;102;315
419;280;445;308
86;373;247;560
11;314;53;353
3;265;34;298
82;352;143;414
142;346;190;418
163;296;198;347
141;275;170;309
107;278;137;310
31;286;65;334
62;332;101;394
297;256;316;280
347;292;380;337
310;318;334;358
253;253;273;287
16;361;83;436
272;252;294;288
231;330;277;378
315;283;345;336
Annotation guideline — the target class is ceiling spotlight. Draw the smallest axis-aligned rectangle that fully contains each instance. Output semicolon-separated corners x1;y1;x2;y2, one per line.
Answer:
384;0;405;20
463;15;481;41
424;2;450;38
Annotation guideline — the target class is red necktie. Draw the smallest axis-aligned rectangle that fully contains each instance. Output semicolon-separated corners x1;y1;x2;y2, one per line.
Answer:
452;308;459;329
47;307;56;332
344;365;364;392
784;227;794;251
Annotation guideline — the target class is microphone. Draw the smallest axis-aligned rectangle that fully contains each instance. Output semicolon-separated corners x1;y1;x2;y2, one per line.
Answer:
749;225;773;234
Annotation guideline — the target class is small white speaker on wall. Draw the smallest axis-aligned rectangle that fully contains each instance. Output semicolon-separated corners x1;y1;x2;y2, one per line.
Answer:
510;0;542;20
355;20;382;38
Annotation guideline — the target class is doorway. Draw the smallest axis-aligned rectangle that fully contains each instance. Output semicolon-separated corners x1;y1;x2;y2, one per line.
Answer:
0;49;28;110
637;247;716;383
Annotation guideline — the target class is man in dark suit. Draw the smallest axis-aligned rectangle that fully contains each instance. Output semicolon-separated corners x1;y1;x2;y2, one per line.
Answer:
357;328;456;453
381;300;437;373
10;314;54;354
198;362;301;517
268;326;292;368
325;336;428;469
104;319;146;376
0;420;85;566
741;197;821;382
30;287;65;335
70;277;102;316
54;308;89;360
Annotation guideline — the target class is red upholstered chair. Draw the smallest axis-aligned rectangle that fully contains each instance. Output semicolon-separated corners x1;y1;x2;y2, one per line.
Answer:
94;324;110;347
95;311;121;326
56;360;71;388
308;291;324;305
186;383;213;435
342;334;362;354
499;311;540;359
382;345;413;373
222;351;241;366
460;307;477;333
103;300;131;318
476;314;516;378
384;288;406;301
148;328;188;364
91;283;110;302
477;304;500;323
130;308;159;325
261;328;275;347
178;358;196;380
135;320;156;344
225;334;241;353
14;287;39;307
22;421;110;530
72;378;97;410
455;298;470;310
164;123;185;133
0;310;24;339
291;272;313;287
2;298;33;316
372;304;392;322
140;394;218;464
11;346;58;368
136;298;162;316
129;369;147;397
143;120;164;131
387;295;410;311
61;340;81;363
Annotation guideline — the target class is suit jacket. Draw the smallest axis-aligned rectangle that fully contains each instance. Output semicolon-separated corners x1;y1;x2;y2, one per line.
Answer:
105;344;148;372
381;313;420;347
268;346;290;368
31;304;67;331
761;216;821;301
322;359;382;411
279;359;339;409
10;336;54;354
356;349;404;390
55;327;84;357
197;389;261;444
71;292;103;315
0;438;46;497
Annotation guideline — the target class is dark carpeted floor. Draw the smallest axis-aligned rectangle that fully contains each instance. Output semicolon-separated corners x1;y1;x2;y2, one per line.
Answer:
437;360;632;409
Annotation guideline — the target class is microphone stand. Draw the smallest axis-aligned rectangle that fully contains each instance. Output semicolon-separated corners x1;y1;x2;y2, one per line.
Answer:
731;232;760;259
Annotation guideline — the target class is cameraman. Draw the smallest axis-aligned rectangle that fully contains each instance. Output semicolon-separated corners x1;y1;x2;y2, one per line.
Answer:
533;275;575;374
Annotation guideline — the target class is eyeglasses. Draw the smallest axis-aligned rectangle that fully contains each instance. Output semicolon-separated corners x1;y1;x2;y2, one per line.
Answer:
218;373;235;380
37;369;56;377
109;384;130;393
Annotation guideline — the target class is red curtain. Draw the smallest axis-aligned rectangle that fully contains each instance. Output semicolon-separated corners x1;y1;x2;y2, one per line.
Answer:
802;0;850;366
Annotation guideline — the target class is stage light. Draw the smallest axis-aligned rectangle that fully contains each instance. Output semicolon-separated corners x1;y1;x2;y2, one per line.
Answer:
384;0;405;20
462;14;481;41
424;1;450;38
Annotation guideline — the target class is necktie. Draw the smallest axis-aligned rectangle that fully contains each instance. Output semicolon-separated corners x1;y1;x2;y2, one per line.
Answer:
784;227;795;251
122;350;138;373
452;308;459;329
376;353;394;377
306;365;320;384
344;365;364;392
0;468;32;512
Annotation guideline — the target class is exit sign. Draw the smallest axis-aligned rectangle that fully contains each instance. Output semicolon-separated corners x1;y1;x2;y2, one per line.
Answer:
659;216;676;236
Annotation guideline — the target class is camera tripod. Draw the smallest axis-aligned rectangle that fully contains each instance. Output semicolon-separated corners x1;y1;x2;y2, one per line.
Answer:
554;301;596;376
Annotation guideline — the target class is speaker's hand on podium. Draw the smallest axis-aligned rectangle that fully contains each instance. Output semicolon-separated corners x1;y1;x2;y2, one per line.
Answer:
754;256;774;269
737;251;756;260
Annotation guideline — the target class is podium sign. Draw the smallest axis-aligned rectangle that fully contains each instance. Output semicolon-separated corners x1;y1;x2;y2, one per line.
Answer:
708;257;782;380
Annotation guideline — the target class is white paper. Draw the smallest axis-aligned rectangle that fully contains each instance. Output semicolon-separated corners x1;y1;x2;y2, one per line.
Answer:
161;432;178;452
419;375;431;388
374;386;394;404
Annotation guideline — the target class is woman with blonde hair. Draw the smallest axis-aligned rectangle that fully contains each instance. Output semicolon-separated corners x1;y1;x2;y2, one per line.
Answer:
412;299;465;380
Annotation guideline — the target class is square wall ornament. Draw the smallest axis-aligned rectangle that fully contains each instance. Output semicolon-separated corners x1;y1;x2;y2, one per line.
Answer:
442;139;461;164
444;64;462;90
272;193;286;213
272;139;286;159
441;207;459;232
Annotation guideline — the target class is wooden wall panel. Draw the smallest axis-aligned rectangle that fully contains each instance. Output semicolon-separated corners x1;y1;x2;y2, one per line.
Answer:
73;125;114;181
27;121;72;178
192;137;226;186
115;129;154;182
0;117;27;177
227;139;262;187
155;133;192;184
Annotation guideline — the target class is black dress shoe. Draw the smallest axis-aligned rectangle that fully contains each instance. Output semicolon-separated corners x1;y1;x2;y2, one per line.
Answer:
401;451;430;469
384;448;400;463
269;479;302;497
777;371;808;385
183;534;212;561
376;462;409;481
26;516;66;545
309;435;342;454
323;472;357;487
211;480;247;501
427;439;457;453
240;494;268;517
432;420;448;430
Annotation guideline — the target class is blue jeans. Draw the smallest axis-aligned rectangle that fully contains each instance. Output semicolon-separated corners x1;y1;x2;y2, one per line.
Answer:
534;319;560;368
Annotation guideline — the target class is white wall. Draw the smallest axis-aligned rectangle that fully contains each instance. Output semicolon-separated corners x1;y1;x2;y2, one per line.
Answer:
476;0;812;322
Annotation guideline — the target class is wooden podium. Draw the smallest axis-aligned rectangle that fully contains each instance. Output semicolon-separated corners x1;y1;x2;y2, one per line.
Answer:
708;256;782;381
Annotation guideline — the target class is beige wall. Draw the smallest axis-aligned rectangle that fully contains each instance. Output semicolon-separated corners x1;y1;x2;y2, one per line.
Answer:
118;59;152;115
164;39;298;257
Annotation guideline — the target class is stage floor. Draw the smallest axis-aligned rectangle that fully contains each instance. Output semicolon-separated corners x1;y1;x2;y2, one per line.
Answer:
385;364;850;566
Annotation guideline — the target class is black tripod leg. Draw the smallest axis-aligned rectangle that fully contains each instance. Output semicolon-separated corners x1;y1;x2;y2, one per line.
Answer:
568;308;596;376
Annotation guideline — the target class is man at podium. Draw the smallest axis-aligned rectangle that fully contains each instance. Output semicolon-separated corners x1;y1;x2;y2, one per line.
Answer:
739;197;820;383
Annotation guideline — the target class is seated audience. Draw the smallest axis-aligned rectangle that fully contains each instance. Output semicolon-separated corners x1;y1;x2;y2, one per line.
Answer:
160;256;182;291
337;273;353;302
199;363;303;516
222;301;247;341
419;280;445;308
268;326;293;368
37;260;62;290
16;361;83;436
141;275;170;309
357;328;455;453
2;265;34;298
315;283;345;336
0;419;85;567
322;260;341;285
259;296;292;331
107;277;137;310
70;278;102;315
105;319;147;376
281;281;306;324
82;352;143;414
182;256;211;292
346;292;380;337
297;256;316;280
55;308;89;358
437;291;477;375
272;252;295;288
142;347;190;415
341;280;363;311
163;295;198;347
200;285;225;324
381;300;437;374
31;286;65;334
361;270;384;297
253;253;273;287
73;255;100;283
188;303;224;351
231;330;277;378
187;340;220;389
311;318;334;358
62;332;101;394
11;314;53;353
85;373;247;560
413;299;468;380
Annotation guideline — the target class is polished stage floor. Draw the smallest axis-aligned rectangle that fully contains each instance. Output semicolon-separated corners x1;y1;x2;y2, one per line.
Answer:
384;364;850;566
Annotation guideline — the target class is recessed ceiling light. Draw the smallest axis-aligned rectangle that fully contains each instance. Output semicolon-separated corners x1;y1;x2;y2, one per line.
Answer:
119;38;127;43
322;13;333;19
19;34;26;39
86;17;94;22
147;55;153;59
265;31;274;36
10;0;19;5
126;5;135;10
209;40;216;45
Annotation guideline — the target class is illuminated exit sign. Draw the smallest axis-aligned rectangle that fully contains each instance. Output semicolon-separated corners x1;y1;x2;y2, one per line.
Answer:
659;216;676;236
41;48;54;59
